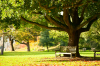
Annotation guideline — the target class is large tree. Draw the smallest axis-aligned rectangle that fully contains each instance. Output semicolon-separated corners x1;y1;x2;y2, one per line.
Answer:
1;0;100;57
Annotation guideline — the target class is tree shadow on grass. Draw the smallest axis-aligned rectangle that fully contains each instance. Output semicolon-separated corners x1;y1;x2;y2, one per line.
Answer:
41;56;100;62
0;51;55;56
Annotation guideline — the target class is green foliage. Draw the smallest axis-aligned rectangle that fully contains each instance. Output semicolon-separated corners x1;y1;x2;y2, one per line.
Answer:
60;40;68;46
79;19;100;50
0;0;100;31
39;29;55;50
0;17;21;30
11;25;40;43
86;19;100;49
1;0;100;18
79;37;85;49
49;30;68;46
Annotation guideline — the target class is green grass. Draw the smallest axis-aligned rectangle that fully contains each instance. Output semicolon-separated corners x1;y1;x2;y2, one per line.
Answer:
0;51;100;66
0;51;55;57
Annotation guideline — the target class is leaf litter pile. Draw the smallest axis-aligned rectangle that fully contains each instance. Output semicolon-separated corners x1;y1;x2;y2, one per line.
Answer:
1;56;100;66
40;57;100;66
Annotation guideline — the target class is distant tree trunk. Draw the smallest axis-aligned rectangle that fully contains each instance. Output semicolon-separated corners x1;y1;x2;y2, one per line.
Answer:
11;39;14;51
9;35;14;51
26;41;30;51
47;44;49;52
1;34;4;55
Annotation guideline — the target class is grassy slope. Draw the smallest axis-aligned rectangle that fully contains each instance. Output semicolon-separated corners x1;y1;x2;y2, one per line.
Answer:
0;51;100;66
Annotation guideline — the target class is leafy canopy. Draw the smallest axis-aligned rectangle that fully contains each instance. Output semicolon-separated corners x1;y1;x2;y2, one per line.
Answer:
0;0;100;33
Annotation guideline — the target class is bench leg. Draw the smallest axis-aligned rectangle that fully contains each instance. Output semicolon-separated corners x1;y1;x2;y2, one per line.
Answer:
55;51;57;58
94;52;96;59
59;54;61;57
70;54;72;58
55;53;56;58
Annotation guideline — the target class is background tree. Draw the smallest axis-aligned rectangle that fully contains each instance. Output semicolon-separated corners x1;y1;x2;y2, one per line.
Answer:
79;37;85;49
85;19;100;49
78;19;100;50
0;15;21;51
7;25;16;51
12;23;40;51
1;0;100;57
39;29;54;52
13;30;31;51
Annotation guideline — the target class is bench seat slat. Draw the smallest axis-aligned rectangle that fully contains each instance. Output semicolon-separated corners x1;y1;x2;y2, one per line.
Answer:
56;52;76;54
96;54;100;55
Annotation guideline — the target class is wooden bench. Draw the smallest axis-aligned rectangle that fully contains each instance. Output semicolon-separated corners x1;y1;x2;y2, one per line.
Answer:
55;46;76;58
38;49;45;51
94;50;100;59
91;48;95;51
83;48;86;51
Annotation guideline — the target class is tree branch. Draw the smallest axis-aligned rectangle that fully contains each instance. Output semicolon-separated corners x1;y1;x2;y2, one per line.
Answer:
20;16;66;31
75;0;83;4
39;2;56;10
79;17;98;32
63;2;83;9
32;11;43;15
72;7;79;24
44;16;51;23
67;9;73;19
54;15;64;24
76;15;97;30
46;14;68;30
15;40;27;45
81;2;90;21
63;8;71;28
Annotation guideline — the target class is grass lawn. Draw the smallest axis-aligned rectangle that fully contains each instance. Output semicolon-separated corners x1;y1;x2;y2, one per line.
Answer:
0;51;100;66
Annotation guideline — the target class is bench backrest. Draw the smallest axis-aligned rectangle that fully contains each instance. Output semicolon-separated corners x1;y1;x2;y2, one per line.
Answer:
60;46;76;53
91;48;95;51
83;48;86;51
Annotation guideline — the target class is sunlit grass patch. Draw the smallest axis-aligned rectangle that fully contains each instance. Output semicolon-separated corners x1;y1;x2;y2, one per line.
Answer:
0;51;100;66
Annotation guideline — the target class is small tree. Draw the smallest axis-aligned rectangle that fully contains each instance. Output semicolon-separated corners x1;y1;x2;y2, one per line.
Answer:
39;29;54;51
13;30;31;51
12;24;40;51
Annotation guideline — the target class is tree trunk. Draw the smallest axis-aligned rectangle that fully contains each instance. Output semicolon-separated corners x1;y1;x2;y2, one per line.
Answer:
11;39;14;51
9;36;14;51
26;41;30;51
1;34;4;55
47;45;49;52
64;30;81;57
